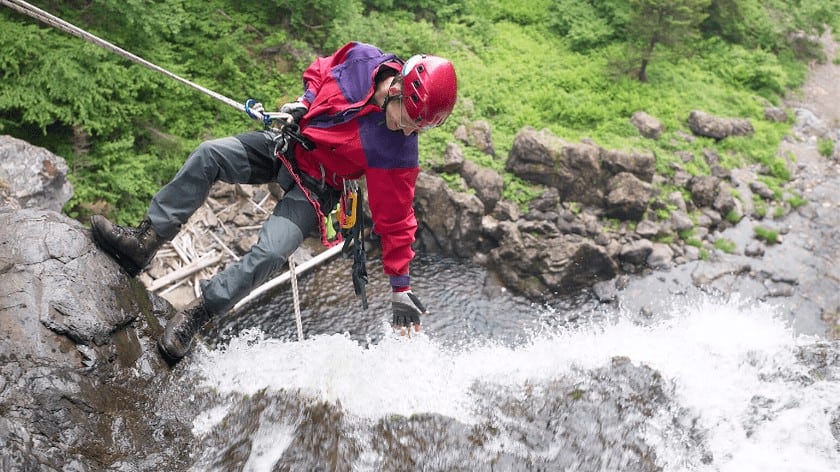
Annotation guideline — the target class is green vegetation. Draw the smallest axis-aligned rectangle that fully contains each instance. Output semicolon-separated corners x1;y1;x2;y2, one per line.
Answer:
678;228;696;241
754;225;780;244
714;238;736;253
752;195;768;218
684;237;704;248
1;0;838;224
786;193;808;209
725;209;742;224
818;137;835;158
603;218;621;233
655;234;675;244
655;207;672;221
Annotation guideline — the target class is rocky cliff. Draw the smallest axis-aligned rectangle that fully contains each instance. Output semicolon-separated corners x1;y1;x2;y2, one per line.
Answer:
0;136;202;469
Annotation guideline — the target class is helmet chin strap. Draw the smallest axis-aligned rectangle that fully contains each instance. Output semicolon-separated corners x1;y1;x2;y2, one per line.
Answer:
380;77;402;112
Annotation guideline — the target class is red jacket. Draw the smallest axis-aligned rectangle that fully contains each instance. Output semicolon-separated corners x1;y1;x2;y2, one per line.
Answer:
294;42;418;286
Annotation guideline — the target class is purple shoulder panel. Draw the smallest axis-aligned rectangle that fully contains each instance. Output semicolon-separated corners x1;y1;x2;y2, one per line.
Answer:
358;113;419;169
331;42;399;104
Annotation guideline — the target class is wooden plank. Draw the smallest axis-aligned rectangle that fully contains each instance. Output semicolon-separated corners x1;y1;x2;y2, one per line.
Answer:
147;253;223;292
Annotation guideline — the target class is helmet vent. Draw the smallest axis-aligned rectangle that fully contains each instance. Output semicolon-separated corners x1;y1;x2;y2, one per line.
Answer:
417;65;425;73
412;79;421;89
411;93;420;103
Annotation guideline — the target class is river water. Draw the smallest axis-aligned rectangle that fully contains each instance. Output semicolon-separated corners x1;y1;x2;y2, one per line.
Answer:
180;253;840;471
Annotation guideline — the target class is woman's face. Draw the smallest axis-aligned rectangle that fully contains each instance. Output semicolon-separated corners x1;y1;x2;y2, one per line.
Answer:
384;80;421;136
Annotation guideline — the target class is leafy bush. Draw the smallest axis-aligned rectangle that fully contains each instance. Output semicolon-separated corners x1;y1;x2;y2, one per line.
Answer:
705;42;788;97
326;10;445;58
818;138;835;158
547;1;616;51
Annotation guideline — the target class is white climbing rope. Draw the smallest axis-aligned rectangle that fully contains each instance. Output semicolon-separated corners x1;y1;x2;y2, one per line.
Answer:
288;255;304;341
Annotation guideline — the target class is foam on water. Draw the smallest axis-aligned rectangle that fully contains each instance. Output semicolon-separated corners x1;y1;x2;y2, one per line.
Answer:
193;296;840;471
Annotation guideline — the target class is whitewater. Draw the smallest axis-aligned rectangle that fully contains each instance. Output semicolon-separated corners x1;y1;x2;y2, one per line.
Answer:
191;295;840;471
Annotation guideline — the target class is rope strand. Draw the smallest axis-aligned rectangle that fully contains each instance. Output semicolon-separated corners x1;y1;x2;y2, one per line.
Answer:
289;255;304;341
1;0;245;113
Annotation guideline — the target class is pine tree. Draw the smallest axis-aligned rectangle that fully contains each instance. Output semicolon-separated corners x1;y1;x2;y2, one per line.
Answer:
626;0;710;82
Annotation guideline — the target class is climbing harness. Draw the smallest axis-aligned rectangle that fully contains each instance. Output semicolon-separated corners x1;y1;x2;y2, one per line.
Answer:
4;0;370;311
271;124;369;309
268;123;342;249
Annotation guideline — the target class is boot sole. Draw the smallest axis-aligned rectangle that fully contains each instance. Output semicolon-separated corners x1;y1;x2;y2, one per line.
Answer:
89;216;143;277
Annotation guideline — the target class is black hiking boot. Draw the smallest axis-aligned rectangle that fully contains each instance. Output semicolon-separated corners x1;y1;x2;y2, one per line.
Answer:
158;299;213;364
90;215;165;276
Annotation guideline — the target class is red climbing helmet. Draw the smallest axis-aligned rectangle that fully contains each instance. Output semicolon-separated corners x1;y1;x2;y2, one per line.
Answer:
401;54;457;129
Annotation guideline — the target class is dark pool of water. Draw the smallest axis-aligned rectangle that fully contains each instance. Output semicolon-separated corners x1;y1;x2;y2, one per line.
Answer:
206;252;598;349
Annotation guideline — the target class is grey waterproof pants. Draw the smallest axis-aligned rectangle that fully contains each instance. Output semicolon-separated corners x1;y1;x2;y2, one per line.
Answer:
147;130;332;314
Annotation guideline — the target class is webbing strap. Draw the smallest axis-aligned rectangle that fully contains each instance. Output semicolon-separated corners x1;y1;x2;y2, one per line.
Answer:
273;138;341;248
342;187;369;309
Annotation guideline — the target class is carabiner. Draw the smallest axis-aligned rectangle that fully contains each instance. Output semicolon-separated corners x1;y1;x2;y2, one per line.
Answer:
339;180;359;230
244;99;272;128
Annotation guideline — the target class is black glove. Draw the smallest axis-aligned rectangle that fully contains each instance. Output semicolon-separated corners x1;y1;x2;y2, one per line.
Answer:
391;290;427;329
278;101;308;124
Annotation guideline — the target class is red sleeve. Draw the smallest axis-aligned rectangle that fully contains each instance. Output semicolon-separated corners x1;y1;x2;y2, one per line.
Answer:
365;166;419;277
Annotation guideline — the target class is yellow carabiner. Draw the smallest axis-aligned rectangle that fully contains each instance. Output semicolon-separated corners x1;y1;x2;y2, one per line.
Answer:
339;190;358;229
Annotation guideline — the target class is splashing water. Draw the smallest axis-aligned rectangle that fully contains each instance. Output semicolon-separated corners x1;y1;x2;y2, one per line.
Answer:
191;296;840;471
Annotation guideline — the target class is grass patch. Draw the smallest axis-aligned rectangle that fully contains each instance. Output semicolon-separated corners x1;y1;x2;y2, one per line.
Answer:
678;228;695;240
685;238;703;248
754;226;780;244
786;193;808;209
725;210;742;224
656;234;675;244
818;138;835;158
714;238;736;254
752;195;768;218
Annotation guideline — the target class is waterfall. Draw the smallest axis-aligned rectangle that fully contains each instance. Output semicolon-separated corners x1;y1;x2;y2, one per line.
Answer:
190;295;840;471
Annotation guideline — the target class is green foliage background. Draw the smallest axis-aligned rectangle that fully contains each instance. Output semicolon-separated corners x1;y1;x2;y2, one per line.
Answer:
1;0;838;224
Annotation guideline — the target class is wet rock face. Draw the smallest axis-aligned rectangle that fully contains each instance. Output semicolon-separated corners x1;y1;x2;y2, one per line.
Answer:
0;209;198;470
488;232;617;300
0;135;73;212
1;211;137;361
417;126;663;298
413;104;839;319
413;171;485;259
0;140;198;470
